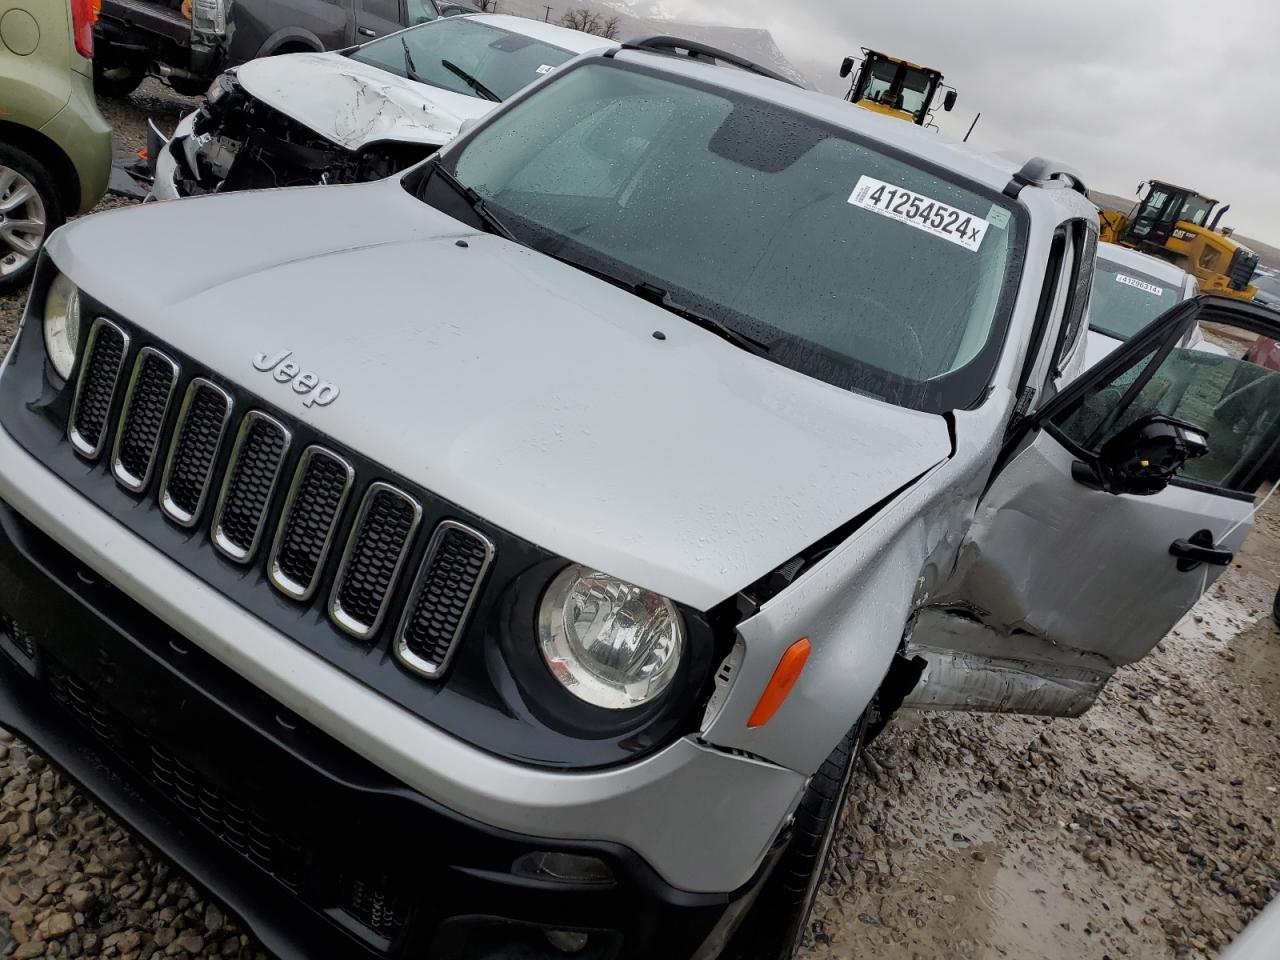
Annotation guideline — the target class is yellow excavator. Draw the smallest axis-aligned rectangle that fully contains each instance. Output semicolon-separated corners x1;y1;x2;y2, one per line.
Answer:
1099;181;1259;300
839;49;956;127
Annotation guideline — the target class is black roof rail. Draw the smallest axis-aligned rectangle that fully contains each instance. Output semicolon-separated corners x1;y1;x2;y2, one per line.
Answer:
607;36;802;87
1003;157;1089;199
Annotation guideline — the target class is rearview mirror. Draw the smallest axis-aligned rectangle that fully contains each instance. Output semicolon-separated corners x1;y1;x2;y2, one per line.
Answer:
840;56;855;79
1077;413;1209;496
943;89;957;112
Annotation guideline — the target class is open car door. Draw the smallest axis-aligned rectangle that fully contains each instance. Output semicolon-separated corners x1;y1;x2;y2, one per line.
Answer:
908;296;1280;715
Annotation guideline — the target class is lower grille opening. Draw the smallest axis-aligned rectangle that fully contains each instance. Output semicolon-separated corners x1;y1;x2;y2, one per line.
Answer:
39;651;406;947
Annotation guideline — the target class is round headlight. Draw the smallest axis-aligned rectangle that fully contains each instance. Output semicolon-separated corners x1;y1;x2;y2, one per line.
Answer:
43;272;81;381
537;565;685;710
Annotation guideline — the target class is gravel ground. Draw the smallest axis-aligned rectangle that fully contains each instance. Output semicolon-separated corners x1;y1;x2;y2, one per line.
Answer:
1;83;1278;960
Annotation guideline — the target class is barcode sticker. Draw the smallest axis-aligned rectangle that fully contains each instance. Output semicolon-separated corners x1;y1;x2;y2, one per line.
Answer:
1116;274;1165;296
848;175;990;252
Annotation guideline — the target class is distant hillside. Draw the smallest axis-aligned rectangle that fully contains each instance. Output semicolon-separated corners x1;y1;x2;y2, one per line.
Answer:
493;0;809;87
1091;190;1280;272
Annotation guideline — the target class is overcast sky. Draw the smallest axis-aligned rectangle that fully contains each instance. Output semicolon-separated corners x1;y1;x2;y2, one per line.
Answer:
631;0;1277;245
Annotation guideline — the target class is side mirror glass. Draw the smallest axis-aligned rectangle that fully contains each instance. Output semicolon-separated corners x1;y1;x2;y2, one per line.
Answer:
839;56;855;79
1080;413;1209;496
943;89;957;112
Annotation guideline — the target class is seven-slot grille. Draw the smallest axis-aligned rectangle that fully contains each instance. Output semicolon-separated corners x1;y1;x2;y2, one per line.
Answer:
60;322;497;679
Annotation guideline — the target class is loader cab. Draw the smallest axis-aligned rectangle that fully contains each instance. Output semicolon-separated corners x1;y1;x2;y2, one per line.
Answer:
1126;181;1219;247
840;49;954;126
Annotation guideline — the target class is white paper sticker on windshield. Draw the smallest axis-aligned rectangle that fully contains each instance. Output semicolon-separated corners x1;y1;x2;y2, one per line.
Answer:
1116;274;1165;297
535;64;556;75
848;175;989;251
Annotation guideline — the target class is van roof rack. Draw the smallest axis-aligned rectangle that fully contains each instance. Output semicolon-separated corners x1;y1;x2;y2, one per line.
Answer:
607;36;802;88
1004;158;1089;199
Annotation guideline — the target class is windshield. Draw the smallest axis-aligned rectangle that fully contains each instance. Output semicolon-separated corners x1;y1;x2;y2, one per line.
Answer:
899;67;935;117
435;61;1022;413
1089;257;1182;340
1177;194;1215;226
350;18;575;101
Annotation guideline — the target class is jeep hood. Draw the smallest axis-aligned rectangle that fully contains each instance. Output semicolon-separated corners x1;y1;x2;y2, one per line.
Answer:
46;181;951;610
235;51;496;151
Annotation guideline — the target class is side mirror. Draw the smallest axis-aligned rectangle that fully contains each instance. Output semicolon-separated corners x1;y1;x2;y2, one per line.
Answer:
943;89;957;112
1076;413;1209;496
840;56;855;79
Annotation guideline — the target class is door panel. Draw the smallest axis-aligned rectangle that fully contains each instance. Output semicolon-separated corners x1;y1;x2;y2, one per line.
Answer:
356;0;402;38
916;297;1280;711
947;433;1251;665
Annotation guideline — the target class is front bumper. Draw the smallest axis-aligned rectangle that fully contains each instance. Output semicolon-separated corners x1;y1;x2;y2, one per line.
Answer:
0;496;772;958
0;324;803;898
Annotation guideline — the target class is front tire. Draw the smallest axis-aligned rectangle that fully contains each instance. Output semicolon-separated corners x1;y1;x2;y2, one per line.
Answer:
730;716;867;959
0;145;63;294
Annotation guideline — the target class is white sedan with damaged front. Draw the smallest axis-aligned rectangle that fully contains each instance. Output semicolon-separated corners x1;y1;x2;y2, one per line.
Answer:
149;14;613;199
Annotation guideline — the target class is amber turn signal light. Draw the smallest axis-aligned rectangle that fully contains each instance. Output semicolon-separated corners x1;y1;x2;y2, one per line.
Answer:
747;638;811;728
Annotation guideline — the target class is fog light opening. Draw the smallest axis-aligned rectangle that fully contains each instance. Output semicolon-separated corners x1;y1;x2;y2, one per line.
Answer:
511;851;615;886
544;930;590;954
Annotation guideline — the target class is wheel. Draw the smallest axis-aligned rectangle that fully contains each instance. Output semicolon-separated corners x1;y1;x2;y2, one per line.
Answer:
166;76;209;97
727;716;868;959
0;145;63;294
94;57;148;98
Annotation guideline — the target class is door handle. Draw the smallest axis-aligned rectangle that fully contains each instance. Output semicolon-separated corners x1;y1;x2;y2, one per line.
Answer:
358;26;378;36
1169;529;1233;572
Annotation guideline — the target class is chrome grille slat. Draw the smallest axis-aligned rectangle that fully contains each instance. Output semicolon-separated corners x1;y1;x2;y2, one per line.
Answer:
267;447;354;601
396;521;495;679
212;412;292;564
159;379;234;527
69;319;130;459
330;484;422;640
111;347;179;493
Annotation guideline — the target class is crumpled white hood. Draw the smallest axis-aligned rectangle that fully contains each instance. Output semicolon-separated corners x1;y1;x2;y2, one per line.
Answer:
235;51;496;151
46;180;952;610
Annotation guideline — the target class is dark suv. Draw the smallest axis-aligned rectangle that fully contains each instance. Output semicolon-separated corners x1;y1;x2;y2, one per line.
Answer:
93;0;478;97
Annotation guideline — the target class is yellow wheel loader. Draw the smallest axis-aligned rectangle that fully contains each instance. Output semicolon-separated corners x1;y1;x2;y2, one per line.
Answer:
1099;181;1259;300
839;50;956;127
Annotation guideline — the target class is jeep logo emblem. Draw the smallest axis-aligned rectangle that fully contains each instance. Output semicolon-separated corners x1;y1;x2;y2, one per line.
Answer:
252;350;340;408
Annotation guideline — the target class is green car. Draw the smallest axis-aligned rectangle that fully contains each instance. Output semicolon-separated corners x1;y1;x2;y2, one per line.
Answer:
0;0;112;292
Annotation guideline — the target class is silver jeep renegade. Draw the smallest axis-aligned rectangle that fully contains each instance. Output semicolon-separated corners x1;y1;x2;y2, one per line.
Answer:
1;36;1279;960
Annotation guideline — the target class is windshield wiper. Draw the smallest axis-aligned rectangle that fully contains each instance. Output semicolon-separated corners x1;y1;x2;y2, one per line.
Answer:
638;285;772;357
428;160;516;241
402;37;426;84
441;59;500;102
532;242;770;357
